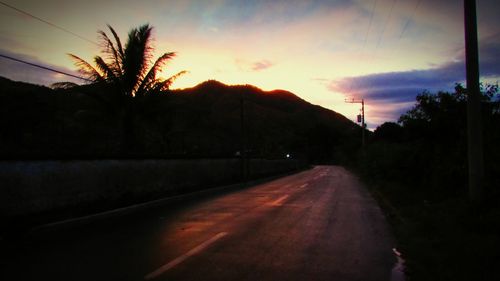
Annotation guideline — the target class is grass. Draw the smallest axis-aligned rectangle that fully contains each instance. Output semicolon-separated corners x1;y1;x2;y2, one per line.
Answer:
363;179;500;281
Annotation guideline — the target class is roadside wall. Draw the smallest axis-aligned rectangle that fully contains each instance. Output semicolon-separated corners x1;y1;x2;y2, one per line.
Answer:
0;158;301;217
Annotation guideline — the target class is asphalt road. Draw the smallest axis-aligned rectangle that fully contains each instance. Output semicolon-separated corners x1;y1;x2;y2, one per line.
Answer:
1;166;396;281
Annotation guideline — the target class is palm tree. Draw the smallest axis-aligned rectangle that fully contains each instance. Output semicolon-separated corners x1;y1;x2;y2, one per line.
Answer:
68;24;186;154
69;24;185;97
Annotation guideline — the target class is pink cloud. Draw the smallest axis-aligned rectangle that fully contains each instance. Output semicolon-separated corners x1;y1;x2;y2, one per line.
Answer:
251;60;273;71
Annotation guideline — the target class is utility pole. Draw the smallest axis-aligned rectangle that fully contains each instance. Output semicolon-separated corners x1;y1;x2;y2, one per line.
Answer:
464;0;484;204
240;92;247;181
345;98;365;146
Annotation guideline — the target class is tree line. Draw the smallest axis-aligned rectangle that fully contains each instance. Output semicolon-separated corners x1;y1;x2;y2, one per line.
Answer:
353;83;500;281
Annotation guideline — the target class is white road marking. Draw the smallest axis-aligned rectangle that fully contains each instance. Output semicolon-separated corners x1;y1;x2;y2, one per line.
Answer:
270;195;289;206
299;183;309;188
144;232;228;280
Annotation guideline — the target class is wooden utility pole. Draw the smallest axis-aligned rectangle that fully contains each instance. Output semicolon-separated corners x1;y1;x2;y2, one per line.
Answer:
240;93;247;181
464;0;484;204
345;98;365;146
361;99;365;146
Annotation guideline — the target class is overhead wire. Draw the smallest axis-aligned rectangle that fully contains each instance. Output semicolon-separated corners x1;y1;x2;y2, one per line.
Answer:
345;0;379;97
374;0;398;52
0;1;98;82
343;0;380;127
399;0;422;40
0;0;98;45
349;0;419;129
0;53;92;82
362;0;378;49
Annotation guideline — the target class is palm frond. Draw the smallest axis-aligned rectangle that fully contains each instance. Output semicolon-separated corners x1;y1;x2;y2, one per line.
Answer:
157;70;188;92
94;56;117;81
123;24;154;94
70;24;187;98
98;30;122;76
68;53;104;82
135;52;176;96
107;24;125;60
135;24;154;74
94;56;128;97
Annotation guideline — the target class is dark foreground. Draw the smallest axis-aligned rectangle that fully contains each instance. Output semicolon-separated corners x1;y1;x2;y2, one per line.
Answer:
0;166;396;281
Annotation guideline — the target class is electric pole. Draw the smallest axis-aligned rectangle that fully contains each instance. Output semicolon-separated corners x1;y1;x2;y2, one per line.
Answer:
240;92;246;181
464;0;483;204
345;98;365;146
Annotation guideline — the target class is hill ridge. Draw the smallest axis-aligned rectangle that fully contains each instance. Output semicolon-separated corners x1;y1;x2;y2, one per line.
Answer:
0;76;362;162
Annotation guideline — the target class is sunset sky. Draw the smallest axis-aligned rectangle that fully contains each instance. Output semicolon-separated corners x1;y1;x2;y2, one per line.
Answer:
1;0;499;129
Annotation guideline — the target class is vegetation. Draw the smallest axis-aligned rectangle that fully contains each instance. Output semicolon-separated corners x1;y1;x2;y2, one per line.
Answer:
7;22;498;280
65;24;187;152
0;24;363;160
0;77;361;161
69;24;185;97
353;84;500;281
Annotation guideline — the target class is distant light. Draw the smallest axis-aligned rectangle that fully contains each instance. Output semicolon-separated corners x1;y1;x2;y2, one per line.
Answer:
286;154;290;158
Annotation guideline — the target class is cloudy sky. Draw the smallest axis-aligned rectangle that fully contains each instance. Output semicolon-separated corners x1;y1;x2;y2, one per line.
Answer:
1;0;499;128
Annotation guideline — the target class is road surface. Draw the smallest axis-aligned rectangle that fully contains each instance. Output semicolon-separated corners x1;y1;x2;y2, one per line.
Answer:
1;166;396;281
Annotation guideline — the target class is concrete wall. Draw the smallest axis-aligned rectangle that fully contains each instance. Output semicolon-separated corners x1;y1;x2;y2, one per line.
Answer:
0;159;300;218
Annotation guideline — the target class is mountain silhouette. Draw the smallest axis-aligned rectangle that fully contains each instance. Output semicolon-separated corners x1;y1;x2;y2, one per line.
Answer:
0;76;362;162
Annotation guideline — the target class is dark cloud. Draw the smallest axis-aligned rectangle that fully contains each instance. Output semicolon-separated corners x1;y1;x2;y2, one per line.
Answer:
329;33;500;126
368;101;415;118
0;49;82;86
251;60;274;71
332;33;500;103
331;62;465;100
479;33;500;76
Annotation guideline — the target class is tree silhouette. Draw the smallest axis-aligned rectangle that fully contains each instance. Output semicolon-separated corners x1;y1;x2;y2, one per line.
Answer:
69;24;185;97
68;24;186;154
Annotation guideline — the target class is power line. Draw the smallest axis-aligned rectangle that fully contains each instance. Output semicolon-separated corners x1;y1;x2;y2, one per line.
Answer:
375;0;398;51
344;0;378;99
362;0;378;49
0;1;98;45
0;53;92;82
399;0;422;40
346;0;400;128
